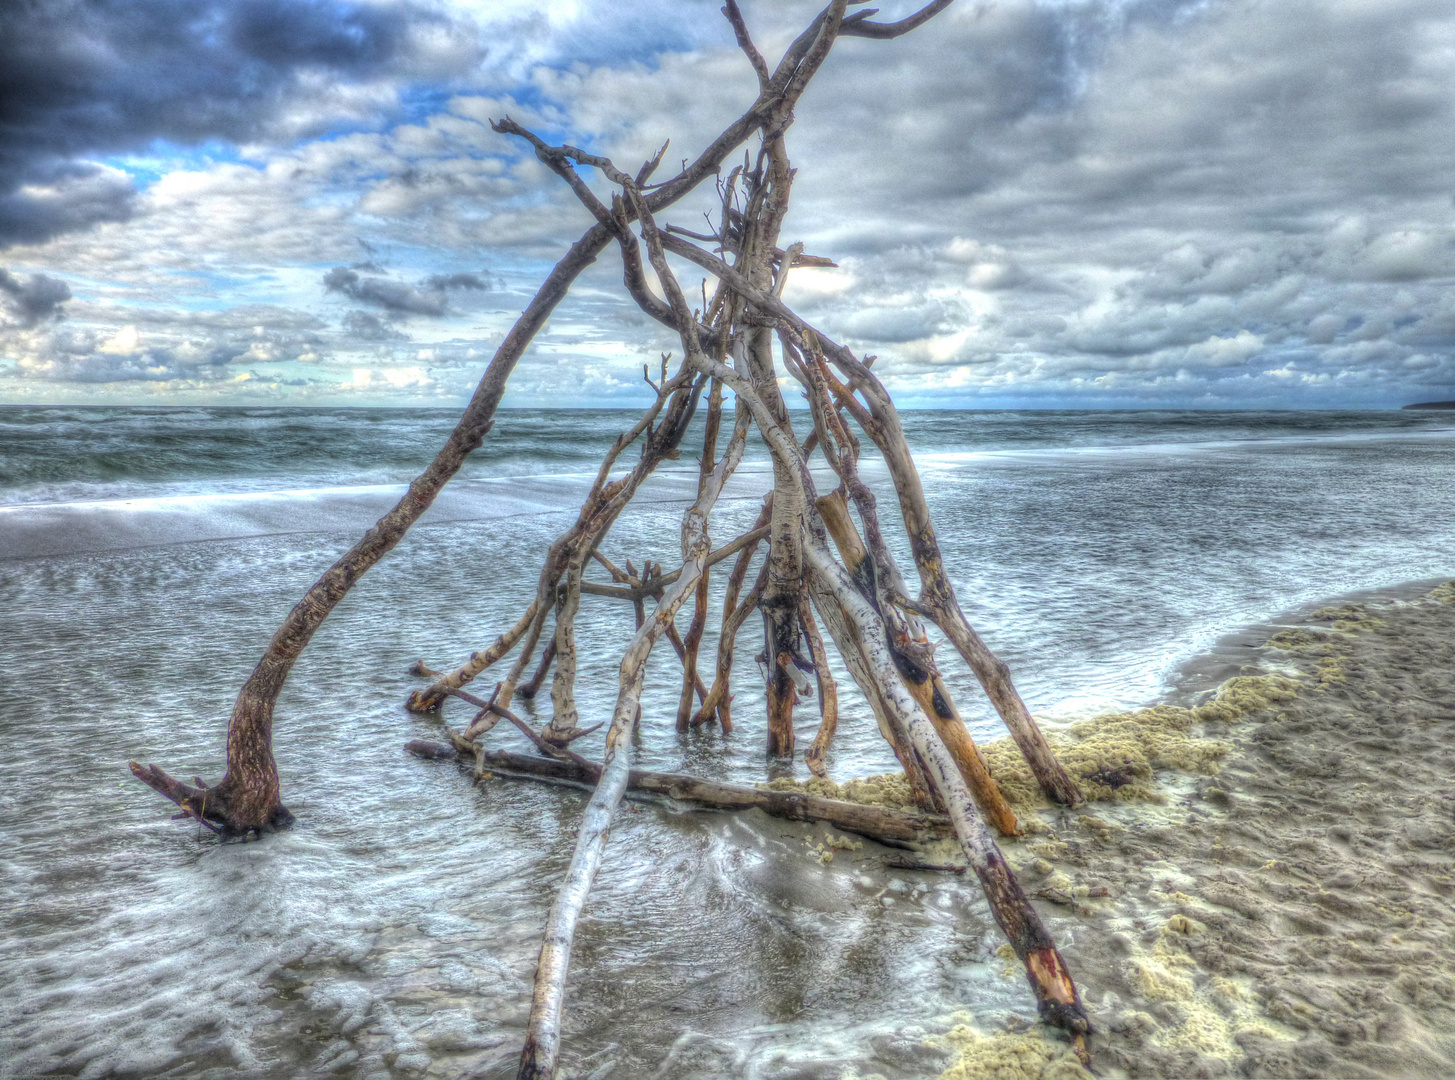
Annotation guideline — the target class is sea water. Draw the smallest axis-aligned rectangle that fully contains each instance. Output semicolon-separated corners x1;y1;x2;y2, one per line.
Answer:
2;406;1453;1078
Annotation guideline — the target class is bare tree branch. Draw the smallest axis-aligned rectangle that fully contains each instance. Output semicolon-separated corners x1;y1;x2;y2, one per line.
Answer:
841;0;956;39
722;0;771;88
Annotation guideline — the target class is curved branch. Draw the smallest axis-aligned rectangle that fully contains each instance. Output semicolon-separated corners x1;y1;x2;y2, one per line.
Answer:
407;602;540;711
841;0;955;39
130;13;837;830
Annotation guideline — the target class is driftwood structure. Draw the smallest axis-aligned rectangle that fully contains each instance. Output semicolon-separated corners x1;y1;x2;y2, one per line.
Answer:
129;2;1094;1072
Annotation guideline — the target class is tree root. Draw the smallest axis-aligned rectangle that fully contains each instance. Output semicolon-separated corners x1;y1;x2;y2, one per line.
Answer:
127;762;293;837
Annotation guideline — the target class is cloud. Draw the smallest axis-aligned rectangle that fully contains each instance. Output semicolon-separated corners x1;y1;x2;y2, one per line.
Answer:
0;0;486;246
0;269;72;327
342;310;409;341
9;0;1455;407
728;0;1455;405
0;163;138;247
323;265;496;317
10;325;242;383
422;271;496;291
0;304;332;385
324;266;447;315
343;364;433;390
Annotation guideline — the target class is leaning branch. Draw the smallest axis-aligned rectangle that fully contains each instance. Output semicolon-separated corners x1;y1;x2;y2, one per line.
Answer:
519;160;747;1080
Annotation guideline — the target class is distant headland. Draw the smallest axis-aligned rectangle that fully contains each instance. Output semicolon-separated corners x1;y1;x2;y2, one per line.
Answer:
1403;400;1455;410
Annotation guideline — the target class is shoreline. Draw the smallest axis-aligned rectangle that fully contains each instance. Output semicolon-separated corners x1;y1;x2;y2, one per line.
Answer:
1159;574;1455;709
920;577;1455;1079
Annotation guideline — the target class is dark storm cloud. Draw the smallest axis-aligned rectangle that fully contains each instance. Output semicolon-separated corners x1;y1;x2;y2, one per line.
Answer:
0;162;138;247
0;268;72;327
323;266;445;315
0;0;485;246
323;265;495;317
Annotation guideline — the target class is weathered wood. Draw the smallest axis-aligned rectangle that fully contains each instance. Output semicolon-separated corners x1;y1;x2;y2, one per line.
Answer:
626;192;1090;1052
742;159;806;759
388;31;856;724
883;854;966;873
812;490;940;814
573;528;767;601
809;350;1083;808
651;229;1082;809
679;377;724;732
131;98;779;827
140;0;1095;1070
518;638;557;699
800;585;839;777
405;739;458;760
548;553;585;741
420;368;705;719
799;531;1089;1047
802;368;1019;835
692;559;768;732
535;379;709;713
692;495;772;733
437;745;950;845
518;164;753;1080
404;603;537;713
627;558;646;630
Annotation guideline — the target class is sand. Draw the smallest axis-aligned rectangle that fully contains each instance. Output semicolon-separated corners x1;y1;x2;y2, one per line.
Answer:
850;581;1455;1079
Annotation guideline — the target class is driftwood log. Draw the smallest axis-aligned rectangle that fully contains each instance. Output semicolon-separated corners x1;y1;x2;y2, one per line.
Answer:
407;739;950;847
131;0;1096;1072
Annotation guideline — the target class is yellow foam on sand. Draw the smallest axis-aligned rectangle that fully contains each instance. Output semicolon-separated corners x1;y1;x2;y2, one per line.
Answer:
935;1023;1092;1080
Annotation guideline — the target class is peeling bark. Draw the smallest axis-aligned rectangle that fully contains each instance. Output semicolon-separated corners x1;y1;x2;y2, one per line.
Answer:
692;496;772;732
678;377;724;731
547;553;585;742
800;585;839;778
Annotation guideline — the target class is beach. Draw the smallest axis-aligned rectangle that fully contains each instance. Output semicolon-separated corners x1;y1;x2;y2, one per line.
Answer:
3;407;1455;1079
907;581;1455;1079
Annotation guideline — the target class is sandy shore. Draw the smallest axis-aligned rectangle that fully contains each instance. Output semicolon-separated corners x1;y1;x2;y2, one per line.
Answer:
876;580;1455;1079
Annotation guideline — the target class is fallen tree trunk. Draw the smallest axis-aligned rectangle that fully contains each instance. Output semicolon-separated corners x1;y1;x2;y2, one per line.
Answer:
420;741;950;845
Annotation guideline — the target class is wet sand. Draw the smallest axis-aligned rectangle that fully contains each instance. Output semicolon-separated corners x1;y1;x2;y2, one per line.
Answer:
918;579;1455;1079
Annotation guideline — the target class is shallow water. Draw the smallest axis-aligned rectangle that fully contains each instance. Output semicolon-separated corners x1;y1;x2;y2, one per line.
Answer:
2;407;1454;1078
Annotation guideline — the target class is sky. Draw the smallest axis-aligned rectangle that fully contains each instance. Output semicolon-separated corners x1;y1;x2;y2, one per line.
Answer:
2;0;1454;410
